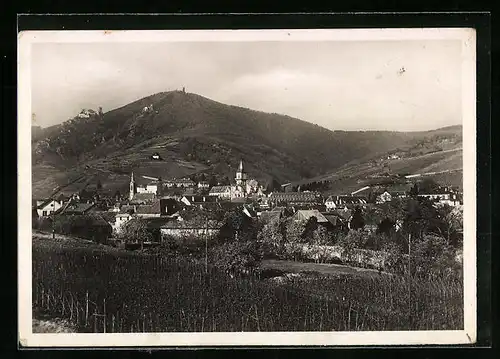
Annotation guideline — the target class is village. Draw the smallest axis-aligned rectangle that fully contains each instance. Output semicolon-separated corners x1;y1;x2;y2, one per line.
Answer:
33;157;463;253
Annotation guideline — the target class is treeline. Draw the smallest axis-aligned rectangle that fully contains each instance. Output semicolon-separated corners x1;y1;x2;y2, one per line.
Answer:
195;197;463;280
33;215;112;243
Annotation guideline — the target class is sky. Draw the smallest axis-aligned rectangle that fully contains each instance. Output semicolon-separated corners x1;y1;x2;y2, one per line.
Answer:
30;39;463;131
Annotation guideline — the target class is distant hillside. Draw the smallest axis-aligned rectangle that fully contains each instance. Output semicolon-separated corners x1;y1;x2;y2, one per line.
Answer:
291;126;463;195
31;90;462;198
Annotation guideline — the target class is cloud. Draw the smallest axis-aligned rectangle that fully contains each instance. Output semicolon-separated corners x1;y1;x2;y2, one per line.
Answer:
29;40;463;131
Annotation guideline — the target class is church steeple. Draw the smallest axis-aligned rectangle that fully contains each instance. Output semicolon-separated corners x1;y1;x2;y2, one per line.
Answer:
129;172;136;201
235;159;247;187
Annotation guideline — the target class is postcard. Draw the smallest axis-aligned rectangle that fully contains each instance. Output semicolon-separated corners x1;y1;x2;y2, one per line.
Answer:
18;27;476;347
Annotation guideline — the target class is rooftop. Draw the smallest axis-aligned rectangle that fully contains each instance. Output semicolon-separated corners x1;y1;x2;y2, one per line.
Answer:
293;210;328;223
325;195;367;205
259;211;282;224
36;198;60;209
210;186;231;193
135;201;162;214
183;195;219;203
269;192;320;201
131;193;156;203
60;202;96;214
322;213;346;226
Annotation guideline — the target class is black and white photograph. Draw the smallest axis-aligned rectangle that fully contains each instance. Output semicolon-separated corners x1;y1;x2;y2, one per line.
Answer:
18;28;476;347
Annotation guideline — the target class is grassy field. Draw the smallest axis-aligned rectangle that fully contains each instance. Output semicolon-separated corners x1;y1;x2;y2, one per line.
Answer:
32;237;463;333
261;259;392;279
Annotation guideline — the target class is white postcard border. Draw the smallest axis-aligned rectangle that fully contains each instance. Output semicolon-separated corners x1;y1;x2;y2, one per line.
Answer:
18;27;477;347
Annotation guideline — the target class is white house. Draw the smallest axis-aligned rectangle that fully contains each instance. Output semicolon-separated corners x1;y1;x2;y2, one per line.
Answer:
113;213;133;234
164;178;196;188
418;193;461;207
136;183;159;195
180;195;219;206
325;196;367;210
376;191;392;204
146;184;159;193
197;181;210;189
108;203;122;213
36;199;64;217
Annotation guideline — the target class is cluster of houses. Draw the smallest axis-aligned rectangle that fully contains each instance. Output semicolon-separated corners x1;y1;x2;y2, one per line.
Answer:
33;159;463;245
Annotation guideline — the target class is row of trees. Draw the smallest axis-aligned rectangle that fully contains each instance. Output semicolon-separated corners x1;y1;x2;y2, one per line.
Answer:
253;197;462;278
33;215;113;243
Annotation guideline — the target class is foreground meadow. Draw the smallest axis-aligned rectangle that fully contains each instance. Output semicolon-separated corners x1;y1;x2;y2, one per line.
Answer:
32;238;463;333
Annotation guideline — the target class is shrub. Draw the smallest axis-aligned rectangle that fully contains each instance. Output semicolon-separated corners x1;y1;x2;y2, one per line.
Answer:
257;218;285;256
411;235;461;279
336;230;365;264
283;218;306;244
209;240;263;276
45;215;112;243
33;216;53;231
310;226;332;246
118;220;153;249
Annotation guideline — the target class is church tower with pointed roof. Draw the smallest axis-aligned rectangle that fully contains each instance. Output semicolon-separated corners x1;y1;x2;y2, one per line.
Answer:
129;172;136;201
235;159;248;187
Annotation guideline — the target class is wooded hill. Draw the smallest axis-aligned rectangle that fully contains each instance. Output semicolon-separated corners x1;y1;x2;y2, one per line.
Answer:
31;90;462;198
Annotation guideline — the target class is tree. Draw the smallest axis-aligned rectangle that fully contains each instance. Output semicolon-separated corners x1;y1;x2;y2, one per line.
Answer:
302;216;319;241
402;197;454;246
221;176;231;186
377;218;395;236
418;178;441;194
266;178;282;193
365;232;385;251
119;219;153;250
367;190;379;204
257;218;284;251
350;206;365;230
283;217;305;244
410;235;459;279
219;209;258;242
337;230;365;264
208;175;218;187
436;205;463;247
311;225;331;245
381;237;406;274
409;183;419;197
210;240;263;277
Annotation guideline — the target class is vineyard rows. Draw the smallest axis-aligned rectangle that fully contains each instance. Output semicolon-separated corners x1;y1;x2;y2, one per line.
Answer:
32;243;463;332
